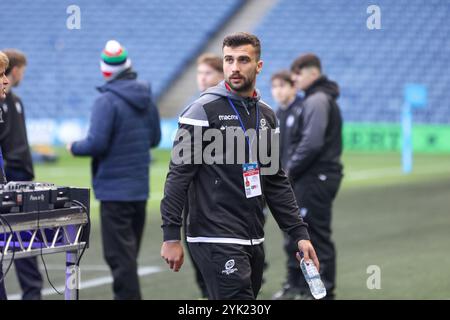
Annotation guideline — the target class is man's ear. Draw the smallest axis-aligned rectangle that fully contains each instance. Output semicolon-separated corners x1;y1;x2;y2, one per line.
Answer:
312;67;321;79
10;66;18;80
256;60;263;74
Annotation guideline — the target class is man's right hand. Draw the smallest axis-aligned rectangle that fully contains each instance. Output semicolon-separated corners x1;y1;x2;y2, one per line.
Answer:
161;241;184;272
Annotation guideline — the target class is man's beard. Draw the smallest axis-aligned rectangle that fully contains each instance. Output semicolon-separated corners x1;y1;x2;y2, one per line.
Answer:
226;74;254;93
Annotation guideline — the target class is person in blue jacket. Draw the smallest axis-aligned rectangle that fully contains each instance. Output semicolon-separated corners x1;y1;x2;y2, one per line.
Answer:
68;40;161;300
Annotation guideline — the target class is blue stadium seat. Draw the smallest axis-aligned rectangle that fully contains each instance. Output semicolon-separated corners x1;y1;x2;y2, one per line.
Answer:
254;0;450;124
0;0;242;119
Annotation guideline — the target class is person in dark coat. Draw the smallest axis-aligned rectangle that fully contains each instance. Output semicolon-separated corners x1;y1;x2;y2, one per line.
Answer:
0;49;43;300
284;53;343;300
69;40;161;300
270;70;308;300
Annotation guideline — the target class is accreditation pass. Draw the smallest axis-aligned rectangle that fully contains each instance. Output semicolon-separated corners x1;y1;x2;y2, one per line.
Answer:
243;162;262;198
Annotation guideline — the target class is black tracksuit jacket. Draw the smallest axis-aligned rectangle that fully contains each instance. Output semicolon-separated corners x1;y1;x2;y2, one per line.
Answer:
161;81;309;246
286;76;343;180
276;95;304;170
0;91;34;179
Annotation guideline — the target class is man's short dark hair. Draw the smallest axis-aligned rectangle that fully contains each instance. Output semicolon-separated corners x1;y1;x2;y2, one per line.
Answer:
222;32;261;60
3;49;27;76
291;53;321;73
271;70;294;86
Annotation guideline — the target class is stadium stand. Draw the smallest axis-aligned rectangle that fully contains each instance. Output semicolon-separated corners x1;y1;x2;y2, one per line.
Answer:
254;0;450;124
1;0;448;124
0;0;243;119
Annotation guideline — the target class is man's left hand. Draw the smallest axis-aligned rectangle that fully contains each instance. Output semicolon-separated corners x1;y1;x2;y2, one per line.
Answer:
297;239;320;271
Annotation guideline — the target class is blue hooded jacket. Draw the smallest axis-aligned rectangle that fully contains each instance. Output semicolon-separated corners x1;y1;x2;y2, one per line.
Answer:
71;69;161;201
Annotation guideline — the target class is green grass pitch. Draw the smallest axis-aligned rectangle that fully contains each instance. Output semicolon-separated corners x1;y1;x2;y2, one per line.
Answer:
4;149;450;299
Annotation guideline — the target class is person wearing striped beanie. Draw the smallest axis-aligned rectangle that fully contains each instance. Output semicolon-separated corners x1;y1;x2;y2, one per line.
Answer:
69;38;161;300
100;40;132;80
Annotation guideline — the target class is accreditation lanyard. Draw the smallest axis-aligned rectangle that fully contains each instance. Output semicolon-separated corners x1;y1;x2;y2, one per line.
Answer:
226;97;259;162
227;97;262;199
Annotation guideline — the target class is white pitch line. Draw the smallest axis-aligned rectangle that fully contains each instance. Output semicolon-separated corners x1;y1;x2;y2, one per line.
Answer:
37;264;110;271
7;265;163;300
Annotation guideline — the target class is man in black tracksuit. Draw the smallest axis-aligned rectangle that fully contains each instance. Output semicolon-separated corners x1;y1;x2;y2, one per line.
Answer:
161;33;319;300
0;49;43;300
269;70;308;300
285;54;343;300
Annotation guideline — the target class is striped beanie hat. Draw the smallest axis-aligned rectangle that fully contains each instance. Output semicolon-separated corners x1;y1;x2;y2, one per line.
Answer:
100;40;131;79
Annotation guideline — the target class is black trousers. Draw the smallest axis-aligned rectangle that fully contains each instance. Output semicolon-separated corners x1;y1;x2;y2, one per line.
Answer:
284;173;342;299
1;167;43;300
100;201;146;300
184;241;209;298
183;195;209;298
188;242;265;300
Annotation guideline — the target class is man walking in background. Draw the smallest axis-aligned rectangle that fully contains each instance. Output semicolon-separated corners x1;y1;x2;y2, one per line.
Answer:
284;53;343;299
271;70;303;174
68;40;161;299
0;49;43;300
269;70;307;300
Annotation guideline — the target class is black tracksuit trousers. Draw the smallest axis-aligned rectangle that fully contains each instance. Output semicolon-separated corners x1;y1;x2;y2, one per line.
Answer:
188;242;265;300
284;173;341;299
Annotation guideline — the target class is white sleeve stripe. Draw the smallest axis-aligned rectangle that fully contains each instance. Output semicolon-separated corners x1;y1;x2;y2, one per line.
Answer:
178;117;209;127
186;236;265;245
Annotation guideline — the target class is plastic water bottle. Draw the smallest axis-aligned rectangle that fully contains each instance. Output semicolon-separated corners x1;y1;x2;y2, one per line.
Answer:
299;254;327;299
